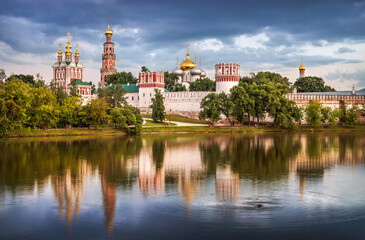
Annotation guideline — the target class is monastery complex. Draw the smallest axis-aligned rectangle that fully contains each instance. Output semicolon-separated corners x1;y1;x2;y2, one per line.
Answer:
52;19;365;117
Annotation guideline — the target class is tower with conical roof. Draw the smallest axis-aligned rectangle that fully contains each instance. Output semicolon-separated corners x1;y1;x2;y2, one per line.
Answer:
299;59;305;78
99;17;117;89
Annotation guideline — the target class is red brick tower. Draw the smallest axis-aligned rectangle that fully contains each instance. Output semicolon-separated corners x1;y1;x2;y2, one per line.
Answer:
99;17;117;89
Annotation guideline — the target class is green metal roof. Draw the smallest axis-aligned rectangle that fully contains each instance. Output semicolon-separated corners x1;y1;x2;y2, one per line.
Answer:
67;79;91;86
123;83;139;92
102;83;169;93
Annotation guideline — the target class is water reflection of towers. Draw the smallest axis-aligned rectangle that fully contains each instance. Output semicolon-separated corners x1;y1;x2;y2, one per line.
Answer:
215;165;240;202
53;160;91;224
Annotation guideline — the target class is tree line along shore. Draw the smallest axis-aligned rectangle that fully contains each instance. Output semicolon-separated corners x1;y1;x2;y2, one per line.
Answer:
1;71;364;138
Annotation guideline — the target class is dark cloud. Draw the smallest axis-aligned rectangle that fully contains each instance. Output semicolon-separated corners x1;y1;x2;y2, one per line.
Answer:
0;0;364;85
337;47;356;54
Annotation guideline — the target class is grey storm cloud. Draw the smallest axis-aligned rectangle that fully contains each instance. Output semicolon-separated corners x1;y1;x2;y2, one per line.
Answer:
0;0;364;86
336;47;356;54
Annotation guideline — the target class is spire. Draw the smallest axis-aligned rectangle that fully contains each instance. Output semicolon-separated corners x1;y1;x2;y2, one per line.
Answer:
187;43;190;56
105;16;113;36
65;31;72;56
299;58;305;70
200;58;202;68
177;56;179;66
194;56;197;64
75;43;79;57
58;43;62;56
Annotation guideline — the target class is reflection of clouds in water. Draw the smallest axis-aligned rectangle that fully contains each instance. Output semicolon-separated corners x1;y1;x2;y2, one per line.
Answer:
1;134;365;235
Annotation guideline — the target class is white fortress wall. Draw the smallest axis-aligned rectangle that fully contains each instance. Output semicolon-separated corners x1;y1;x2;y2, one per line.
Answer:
163;91;212;116
125;92;139;108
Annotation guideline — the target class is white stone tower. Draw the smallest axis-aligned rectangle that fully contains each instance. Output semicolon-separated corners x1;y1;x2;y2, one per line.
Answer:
215;63;240;93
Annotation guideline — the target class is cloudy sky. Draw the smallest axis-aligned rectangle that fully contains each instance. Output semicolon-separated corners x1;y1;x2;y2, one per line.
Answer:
0;0;364;90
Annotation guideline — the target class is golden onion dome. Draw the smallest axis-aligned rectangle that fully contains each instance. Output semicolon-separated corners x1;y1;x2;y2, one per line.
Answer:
105;27;113;36
299;60;305;70
180;54;195;71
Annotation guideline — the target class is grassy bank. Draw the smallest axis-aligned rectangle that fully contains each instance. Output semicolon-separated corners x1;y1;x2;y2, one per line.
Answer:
141;124;365;134
6;128;128;138
141;114;207;124
4;124;365;138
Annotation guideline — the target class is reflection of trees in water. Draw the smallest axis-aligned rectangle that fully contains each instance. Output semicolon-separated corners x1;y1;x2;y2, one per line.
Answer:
0;136;142;194
152;137;166;170
0;136;142;234
200;135;302;180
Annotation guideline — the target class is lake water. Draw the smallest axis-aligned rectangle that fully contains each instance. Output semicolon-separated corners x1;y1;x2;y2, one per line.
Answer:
0;133;364;240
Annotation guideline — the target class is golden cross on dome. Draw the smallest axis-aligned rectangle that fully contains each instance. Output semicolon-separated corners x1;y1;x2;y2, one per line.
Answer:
200;58;202;68
108;16;110;28
59;43;61;48
76;43;78;48
67;31;70;39
177;56;179;65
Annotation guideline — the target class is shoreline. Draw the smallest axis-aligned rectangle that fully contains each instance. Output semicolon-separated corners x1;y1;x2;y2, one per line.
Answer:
2;125;365;138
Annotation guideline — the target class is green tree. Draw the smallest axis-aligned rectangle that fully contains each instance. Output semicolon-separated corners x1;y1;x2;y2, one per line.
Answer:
6;74;36;86
141;66;150;73
293;76;336;92
50;82;68;106
346;105;361;125
199;93;220;125
110;107;127;128
265;82;291;125
0;78;32;134
105;72;137;85
27;87;60;128
251;83;269;123
240;72;290;86
34;73;46;88
218;92;233;125
164;72;186;92
274;98;300;128
99;83;126;108
189;78;216;91
305;101;323;127
230;83;254;123
59;96;82;127
0;98;23;136
85;98;110;128
321;106;337;126
151;89;165;123
126;106;143;134
255;71;290;86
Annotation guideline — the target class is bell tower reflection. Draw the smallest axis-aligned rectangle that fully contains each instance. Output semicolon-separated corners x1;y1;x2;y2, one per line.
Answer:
138;139;166;196
215;164;240;202
101;175;116;233
53;160;91;225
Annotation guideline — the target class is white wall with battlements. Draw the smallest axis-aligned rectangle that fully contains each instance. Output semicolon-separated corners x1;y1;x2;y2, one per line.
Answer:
124;91;212;116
